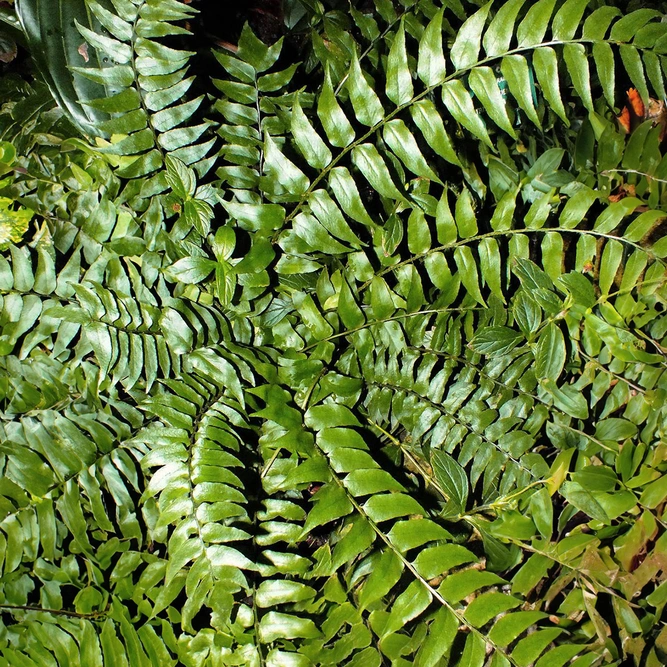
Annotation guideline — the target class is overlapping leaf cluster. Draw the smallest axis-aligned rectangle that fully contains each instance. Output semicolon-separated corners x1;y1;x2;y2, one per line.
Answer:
0;0;666;664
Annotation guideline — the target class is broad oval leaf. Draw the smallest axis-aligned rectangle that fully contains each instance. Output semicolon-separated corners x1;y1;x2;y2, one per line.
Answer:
16;0;114;135
470;326;523;355
431;450;469;512
535;323;566;380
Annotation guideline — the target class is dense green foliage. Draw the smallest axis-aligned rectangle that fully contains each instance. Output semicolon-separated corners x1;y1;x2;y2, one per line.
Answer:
0;0;666;664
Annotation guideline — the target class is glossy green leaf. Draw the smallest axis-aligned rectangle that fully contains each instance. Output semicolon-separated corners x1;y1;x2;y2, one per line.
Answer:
417;8;447;86
542;379;589;419
442;79;493;148
535;323;566;380
259;612;322;642
563;44;594;112
619;45;649;106
380;581;431;639
552;0;590;40
348;50;384;126
560;482;610;524
465;591;521;628
454;245;486;305
470;326;522;355
529;487;553;538
264;133;310;196
598;239;624;296
639;476;667;509
431;450;469;512
411;99;461;166
328;167;376;227
517;0;557;47
592;42;615;108
16;0;113;135
450;2;492;71
532;47;568;123
167;257;216;284
610;9;662;42
468;66;517;137
501;55;540;126
292;94;332;170
383;119;441;183
352;144;406;201
309;190;363;248
318;67;355;147
582;6;621;39
386;21;413;106
483;0;526;58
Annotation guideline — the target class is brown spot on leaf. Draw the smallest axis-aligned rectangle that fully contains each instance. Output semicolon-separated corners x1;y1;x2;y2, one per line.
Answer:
78;42;89;62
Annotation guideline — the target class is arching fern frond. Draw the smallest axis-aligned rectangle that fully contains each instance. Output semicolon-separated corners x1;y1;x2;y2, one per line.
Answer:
1;0;667;665
16;0;215;193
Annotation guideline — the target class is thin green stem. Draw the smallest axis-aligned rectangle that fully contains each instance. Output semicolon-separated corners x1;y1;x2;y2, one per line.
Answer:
334;3;407;96
368;417;454;503
0;603;107;619
314;433;521;667
578;352;646;395
469;479;548;515
561;425;618;454
283;36;651;229
601;168;667;185
252;585;266;667
302;306;483;352
359;227;662;293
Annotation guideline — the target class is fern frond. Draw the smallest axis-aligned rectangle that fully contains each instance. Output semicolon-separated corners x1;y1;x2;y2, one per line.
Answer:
26;0;218;188
2;0;667;663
